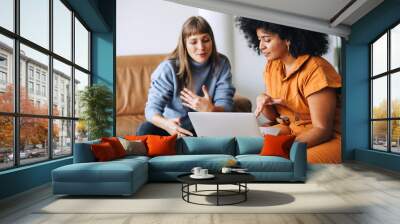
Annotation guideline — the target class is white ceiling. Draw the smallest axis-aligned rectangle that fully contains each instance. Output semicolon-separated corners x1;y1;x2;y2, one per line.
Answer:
164;0;384;38
225;0;352;22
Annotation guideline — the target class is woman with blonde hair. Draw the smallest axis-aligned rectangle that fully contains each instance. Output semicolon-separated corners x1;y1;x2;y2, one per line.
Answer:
137;16;235;137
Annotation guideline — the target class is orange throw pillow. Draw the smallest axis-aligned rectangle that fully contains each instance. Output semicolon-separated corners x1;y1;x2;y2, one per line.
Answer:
91;142;117;161
260;134;296;159
101;137;127;158
146;135;177;157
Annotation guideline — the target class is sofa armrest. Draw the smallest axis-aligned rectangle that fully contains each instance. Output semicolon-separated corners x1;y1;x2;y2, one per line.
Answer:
289;141;307;181
73;140;100;163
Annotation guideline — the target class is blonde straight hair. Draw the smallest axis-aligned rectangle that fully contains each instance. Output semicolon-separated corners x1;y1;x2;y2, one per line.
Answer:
168;16;219;89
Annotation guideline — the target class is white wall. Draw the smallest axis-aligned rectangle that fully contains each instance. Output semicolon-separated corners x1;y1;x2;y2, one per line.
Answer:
232;24;265;110
117;0;198;55
117;0;341;111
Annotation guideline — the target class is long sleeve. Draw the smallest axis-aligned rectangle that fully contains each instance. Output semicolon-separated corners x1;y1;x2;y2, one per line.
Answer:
144;61;175;121
212;57;236;111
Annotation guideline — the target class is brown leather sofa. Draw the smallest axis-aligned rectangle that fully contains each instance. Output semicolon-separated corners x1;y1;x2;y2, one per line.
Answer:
116;54;252;136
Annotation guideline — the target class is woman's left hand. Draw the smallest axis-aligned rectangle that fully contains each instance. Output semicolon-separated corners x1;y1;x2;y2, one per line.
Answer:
180;85;215;112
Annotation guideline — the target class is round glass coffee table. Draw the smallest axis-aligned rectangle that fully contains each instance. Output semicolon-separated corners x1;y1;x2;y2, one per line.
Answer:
177;173;255;206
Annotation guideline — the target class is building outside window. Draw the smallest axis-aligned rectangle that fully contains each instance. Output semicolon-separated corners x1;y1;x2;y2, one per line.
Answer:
370;22;400;154
28;67;34;80
0;0;91;170
0;54;7;87
28;81;34;94
42;85;46;97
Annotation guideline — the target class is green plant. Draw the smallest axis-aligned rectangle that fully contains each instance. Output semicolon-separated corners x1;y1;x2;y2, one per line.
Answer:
79;84;113;140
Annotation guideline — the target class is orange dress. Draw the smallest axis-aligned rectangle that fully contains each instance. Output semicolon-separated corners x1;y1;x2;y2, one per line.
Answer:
264;55;342;164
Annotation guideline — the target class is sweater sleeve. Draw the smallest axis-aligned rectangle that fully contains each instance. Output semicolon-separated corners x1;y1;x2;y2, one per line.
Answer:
144;61;175;121
213;57;236;112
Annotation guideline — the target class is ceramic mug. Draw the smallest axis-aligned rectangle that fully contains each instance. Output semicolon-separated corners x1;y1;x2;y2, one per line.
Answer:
199;169;208;176
191;167;202;176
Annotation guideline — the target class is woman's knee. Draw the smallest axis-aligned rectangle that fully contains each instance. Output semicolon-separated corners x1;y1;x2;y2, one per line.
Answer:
136;121;169;136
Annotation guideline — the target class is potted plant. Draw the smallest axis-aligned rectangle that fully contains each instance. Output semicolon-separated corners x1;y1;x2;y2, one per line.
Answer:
79;84;113;140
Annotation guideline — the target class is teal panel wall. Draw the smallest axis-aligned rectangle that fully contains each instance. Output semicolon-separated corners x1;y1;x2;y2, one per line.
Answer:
0;158;72;199
345;0;400;171
0;0;116;200
91;32;115;136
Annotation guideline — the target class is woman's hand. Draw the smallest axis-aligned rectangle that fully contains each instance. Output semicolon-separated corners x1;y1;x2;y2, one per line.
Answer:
163;117;193;137
180;85;215;112
255;93;274;117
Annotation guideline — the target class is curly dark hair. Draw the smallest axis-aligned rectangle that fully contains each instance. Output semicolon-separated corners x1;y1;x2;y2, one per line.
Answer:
235;17;329;57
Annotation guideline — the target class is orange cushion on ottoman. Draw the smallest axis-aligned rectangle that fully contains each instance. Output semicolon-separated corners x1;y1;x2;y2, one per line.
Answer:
91;142;117;161
260;134;296;159
146;135;177;157
101;137;127;158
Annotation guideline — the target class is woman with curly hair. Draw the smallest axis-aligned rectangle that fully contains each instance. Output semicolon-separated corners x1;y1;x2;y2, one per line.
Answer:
236;17;342;163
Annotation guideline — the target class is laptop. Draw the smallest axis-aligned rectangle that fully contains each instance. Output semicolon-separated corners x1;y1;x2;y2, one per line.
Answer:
188;112;279;137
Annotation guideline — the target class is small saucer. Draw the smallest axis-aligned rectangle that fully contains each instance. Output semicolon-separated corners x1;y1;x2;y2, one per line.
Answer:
190;174;215;179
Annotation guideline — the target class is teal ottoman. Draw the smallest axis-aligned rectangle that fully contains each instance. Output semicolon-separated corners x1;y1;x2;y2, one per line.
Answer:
52;156;148;196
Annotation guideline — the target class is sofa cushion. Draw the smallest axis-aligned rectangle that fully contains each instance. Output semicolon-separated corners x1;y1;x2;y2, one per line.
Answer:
177;137;236;155
236;137;263;155
147;135;177;157
118;138;147;156
236;155;293;172
91;142;118;161
260;134;295;159
148;154;235;172
52;159;147;183
101;137;127;158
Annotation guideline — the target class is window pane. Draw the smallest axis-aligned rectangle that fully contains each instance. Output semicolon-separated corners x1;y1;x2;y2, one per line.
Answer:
391;120;400;153
74;69;89;118
53;0;72;60
0;116;13;170
391;24;400;70
75;18;89;70
53;119;72;158
75;120;88;143
372;33;387;76
20;0;49;49
20;44;49;115
391;72;400;118
372;76;387;119
0;0;14;31
372;121;388;151
0;34;14;112
20;117;49;165
53;59;72;117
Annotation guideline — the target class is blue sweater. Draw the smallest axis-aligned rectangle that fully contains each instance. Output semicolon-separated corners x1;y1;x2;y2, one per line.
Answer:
145;54;236;130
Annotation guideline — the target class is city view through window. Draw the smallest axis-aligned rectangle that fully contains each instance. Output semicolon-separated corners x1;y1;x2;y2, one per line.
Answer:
0;0;91;170
371;22;400;153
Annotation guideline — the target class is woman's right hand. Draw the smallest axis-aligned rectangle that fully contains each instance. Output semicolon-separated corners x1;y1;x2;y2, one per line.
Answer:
255;93;273;117
163;117;193;137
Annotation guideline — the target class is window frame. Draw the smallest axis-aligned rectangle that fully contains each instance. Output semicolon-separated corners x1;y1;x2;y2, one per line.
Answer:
370;20;400;154
0;0;92;171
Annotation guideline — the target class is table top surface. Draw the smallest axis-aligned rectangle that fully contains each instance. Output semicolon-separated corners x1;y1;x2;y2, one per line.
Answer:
177;172;255;184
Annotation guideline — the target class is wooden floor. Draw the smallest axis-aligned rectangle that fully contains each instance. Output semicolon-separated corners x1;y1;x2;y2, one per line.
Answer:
1;162;400;224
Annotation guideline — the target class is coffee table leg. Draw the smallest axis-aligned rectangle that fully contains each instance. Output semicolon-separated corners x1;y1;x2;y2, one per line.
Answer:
217;184;219;206
245;183;247;201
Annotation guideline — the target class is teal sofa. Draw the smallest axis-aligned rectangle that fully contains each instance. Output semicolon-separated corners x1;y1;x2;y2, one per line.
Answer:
52;137;307;196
